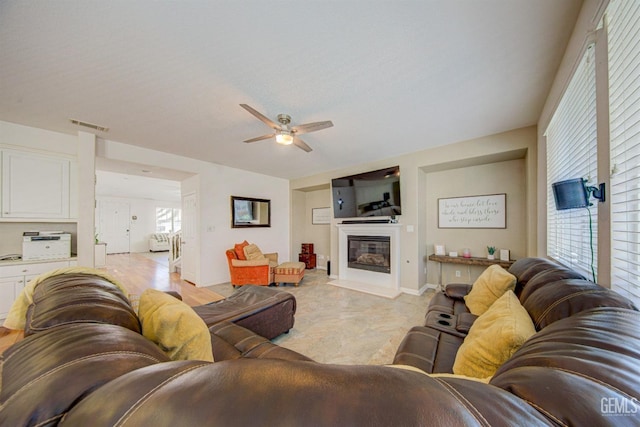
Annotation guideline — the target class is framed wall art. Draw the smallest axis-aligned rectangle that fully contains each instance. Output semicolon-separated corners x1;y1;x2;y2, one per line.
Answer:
312;207;332;224
231;196;271;228
438;193;506;229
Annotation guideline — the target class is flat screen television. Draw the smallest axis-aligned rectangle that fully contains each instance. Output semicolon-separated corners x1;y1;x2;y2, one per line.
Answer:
331;166;401;218
552;178;590;210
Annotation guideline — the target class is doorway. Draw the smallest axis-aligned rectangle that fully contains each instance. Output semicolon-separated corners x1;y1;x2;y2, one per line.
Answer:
98;200;131;254
180;192;198;284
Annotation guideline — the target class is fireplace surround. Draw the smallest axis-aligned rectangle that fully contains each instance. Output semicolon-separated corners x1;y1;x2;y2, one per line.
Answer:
347;235;391;274
329;223;401;298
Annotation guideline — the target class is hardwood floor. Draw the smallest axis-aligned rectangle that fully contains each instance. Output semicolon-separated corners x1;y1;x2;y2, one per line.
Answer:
102;253;225;306
0;252;225;354
0;327;23;354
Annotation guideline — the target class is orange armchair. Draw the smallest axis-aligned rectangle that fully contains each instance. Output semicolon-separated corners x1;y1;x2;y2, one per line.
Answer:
225;249;278;287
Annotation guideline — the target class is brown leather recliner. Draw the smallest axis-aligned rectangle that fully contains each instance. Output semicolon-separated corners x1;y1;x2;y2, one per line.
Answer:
394;258;637;374
2;260;640;426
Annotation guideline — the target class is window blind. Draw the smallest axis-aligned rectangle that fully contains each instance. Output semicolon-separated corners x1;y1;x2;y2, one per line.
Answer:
546;45;598;278
607;0;640;305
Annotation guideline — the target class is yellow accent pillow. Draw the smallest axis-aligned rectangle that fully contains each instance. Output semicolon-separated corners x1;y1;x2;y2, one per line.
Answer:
453;290;535;379
464;264;516;315
138;289;213;362
243;243;265;261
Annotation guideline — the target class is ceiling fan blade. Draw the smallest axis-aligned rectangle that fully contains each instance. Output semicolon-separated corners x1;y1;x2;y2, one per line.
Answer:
293;137;313;152
291;120;333;136
244;133;275;143
239;104;279;129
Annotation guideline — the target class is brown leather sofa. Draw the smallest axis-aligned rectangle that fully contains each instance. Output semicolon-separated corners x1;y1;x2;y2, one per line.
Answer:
2;259;640;426
393;257;637;374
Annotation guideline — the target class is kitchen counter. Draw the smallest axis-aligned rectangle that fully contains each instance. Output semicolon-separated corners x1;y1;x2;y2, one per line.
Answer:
0;256;78;267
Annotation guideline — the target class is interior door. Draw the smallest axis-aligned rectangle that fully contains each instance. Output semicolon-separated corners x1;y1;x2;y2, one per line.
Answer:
99;200;131;254
180;192;198;283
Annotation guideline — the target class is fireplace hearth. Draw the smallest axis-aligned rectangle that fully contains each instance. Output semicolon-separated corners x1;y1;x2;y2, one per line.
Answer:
330;223;401;298
348;235;390;274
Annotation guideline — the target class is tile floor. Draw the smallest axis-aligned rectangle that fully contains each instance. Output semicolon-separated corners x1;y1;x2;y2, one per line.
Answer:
206;269;435;365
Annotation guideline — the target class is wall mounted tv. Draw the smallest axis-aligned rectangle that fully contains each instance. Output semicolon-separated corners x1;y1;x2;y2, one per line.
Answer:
331;166;401;218
552;178;590;210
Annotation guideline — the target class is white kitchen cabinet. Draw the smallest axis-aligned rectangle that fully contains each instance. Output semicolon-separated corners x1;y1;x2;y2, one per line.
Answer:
0;259;75;320
0;276;23;320
1;149;71;219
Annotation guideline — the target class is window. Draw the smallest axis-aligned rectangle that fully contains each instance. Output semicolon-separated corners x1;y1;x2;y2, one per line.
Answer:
544;0;640;306
156;207;181;233
546;45;598;279
608;0;640;304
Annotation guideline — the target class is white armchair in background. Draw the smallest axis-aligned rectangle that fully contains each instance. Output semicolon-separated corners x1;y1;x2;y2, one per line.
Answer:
148;233;170;252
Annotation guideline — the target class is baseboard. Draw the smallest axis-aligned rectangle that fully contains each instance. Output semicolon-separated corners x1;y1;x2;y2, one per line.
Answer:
400;283;434;296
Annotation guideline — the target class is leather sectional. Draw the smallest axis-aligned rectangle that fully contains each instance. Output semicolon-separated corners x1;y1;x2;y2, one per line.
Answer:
1;258;639;426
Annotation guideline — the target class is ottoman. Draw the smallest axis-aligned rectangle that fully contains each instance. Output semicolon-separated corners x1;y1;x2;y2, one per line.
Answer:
274;261;306;287
193;285;296;340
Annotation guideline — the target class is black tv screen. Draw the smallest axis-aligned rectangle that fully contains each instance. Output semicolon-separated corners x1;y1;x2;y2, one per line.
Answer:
552;178;590;210
331;166;401;218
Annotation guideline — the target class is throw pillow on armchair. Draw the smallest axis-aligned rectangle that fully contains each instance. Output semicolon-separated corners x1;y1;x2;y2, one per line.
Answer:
243;243;266;261
234;241;249;260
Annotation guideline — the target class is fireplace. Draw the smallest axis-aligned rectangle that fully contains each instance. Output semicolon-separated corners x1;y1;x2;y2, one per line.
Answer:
329;223;401;298
347;235;390;274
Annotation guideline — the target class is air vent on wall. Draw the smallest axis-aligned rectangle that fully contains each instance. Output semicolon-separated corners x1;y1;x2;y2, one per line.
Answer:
69;119;109;132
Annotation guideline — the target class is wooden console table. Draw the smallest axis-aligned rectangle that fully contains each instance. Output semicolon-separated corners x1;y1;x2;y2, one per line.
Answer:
428;254;515;288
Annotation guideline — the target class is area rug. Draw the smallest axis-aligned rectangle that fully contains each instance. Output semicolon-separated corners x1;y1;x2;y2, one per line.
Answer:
205;270;434;365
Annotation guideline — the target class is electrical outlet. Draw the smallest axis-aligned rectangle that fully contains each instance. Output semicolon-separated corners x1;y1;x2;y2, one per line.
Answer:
455;270;461;278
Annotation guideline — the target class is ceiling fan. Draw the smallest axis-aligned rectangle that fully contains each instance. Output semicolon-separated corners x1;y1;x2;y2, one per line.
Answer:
240;104;333;152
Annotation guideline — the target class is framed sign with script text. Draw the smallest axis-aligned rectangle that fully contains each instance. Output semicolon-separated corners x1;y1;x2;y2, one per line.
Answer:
438;193;506;229
312;207;332;225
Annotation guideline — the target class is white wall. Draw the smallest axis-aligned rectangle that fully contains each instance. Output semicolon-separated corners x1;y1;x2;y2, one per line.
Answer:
193;165;290;287
77;132;95;266
291;126;537;293
0;120;82;259
3;117;537;291
95;196;180;253
0;222;77;255
291;188;331;269
98;138;290;287
0;122;291;285
425;159;526;285
0;121;77;156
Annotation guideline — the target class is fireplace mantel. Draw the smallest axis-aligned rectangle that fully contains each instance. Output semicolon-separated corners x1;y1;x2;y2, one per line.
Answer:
329;223;401;298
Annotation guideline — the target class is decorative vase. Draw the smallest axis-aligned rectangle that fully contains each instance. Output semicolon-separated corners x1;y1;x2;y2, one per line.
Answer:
487;254;495;260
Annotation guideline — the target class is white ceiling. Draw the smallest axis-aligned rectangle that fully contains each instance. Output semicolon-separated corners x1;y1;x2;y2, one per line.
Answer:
96;170;182;203
0;0;582;180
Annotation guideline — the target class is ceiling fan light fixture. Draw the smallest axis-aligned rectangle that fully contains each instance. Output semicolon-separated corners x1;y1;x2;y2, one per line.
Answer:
240;104;332;152
276;131;294;145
